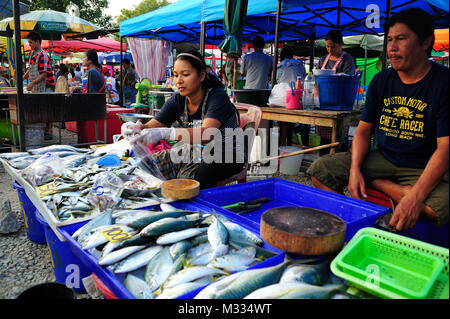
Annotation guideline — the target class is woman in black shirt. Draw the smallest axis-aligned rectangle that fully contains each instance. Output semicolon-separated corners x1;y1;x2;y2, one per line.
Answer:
122;51;246;188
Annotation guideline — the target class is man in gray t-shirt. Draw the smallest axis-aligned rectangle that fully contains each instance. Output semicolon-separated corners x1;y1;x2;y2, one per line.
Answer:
240;36;273;89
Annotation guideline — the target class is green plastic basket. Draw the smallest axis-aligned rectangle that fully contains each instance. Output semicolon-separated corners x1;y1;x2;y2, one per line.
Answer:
331;227;449;299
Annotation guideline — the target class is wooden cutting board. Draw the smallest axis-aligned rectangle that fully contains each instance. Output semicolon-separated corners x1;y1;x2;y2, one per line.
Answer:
161;179;200;200
260;206;346;255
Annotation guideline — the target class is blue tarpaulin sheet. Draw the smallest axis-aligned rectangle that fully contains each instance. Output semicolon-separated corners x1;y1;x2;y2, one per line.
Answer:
120;0;449;44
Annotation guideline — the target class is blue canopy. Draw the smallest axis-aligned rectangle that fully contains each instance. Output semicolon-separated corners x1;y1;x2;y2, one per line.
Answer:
0;0;29;19
99;51;133;64
120;0;449;44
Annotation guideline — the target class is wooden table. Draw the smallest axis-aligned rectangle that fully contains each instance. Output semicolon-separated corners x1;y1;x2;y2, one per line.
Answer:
235;103;361;154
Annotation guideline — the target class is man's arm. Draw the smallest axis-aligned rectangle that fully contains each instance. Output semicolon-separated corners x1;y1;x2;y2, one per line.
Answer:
389;136;449;230
348;120;374;200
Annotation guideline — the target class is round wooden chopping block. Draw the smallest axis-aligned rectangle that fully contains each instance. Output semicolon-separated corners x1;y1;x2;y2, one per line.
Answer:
161;179;200;199
260;206;346;255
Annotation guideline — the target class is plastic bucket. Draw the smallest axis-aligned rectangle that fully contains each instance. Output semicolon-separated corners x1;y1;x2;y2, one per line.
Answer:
316;75;360;111
11;180;46;245
92;273;117;299
278;146;304;175
17;282;76;299
286;88;302;109
35;212;91;293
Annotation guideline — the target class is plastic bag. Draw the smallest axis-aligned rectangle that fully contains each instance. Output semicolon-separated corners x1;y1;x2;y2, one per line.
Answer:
87;172;124;212
22;152;64;186
268;82;290;106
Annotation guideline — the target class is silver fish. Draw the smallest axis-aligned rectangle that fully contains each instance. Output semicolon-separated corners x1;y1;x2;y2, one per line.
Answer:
169;240;191;260
187;251;214;266
144;247;174;292
124;273;154;299
194;271;243;299
80;225;134;250
156;227;208;245
0;152;30;160
243;282;309;299
164;266;226;289
102;240;122;257
160;203;184;212
140;217;201;238
73;211;112;242
278;283;343;299
209;253;259;272
279;261;330;286
207;214;229;259
113;245;162;274
98;245;146;266
187;242;212;259
156;282;206;299
28;145;90;155
224;222;263;246
195;260;289;299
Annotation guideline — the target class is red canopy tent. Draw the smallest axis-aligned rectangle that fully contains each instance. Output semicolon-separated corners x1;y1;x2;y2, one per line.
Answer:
24;36;126;53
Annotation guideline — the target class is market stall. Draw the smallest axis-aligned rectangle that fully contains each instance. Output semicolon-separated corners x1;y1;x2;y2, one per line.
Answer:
0;138;448;299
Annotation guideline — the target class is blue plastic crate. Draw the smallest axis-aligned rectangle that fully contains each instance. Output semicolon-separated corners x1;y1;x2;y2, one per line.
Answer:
57;200;283;299
195;178;390;242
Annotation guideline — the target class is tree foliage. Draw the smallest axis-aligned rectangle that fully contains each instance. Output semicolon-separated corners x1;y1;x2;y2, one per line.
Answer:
21;0;114;29
116;0;170;25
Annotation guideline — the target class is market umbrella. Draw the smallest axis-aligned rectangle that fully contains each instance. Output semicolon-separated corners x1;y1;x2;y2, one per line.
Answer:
218;0;248;54
218;0;248;100
0;9;98;40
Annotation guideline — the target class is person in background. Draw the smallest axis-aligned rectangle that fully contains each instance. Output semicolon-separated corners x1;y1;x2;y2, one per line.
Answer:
318;30;356;75
0;71;10;87
122;58;138;105
82;49;105;93
240;36;273;89
74;65;83;82
23;31;55;140
316;30;356;153
55;63;69;93
121;51;246;189
54;64;60;80
307;8;448;231
102;66;119;104
276;46;306;84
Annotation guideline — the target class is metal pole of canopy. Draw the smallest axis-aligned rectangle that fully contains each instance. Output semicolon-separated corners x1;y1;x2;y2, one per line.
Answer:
363;46;368;85
271;0;282;86
200;21;206;56
120;36;123;106
13;0;25;151
381;0;392;70
309;27;316;73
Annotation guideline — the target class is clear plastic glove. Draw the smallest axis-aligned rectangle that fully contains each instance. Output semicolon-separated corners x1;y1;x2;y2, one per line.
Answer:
130;127;176;146
121;120;144;138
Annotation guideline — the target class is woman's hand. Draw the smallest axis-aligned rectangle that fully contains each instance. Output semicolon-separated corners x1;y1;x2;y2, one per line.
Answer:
348;168;367;200
121;121;145;138
129;127;176;146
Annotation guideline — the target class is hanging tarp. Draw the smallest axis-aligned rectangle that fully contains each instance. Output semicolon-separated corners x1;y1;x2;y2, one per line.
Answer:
120;0;448;44
23;36;126;53
126;37;171;85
